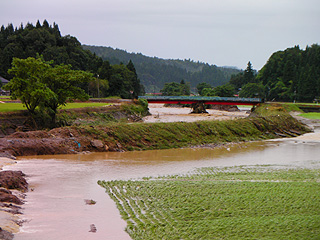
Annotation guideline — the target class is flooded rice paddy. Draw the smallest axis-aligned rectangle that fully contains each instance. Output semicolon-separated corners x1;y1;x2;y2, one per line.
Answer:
5;130;320;240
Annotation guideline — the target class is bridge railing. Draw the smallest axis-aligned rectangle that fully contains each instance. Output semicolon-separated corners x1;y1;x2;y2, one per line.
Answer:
139;95;262;103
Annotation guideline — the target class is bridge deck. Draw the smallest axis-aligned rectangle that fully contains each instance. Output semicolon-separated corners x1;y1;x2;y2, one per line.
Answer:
139;96;262;106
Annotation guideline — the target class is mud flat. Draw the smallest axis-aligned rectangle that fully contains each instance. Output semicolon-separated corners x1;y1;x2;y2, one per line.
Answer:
143;104;249;123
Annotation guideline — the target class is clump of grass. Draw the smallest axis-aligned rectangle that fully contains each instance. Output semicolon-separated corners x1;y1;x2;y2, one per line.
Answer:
98;166;320;239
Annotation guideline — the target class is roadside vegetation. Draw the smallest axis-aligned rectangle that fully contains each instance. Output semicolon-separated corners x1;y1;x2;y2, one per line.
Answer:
99;166;320;239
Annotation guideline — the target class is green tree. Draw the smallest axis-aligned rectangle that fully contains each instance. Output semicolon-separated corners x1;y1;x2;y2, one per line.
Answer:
239;82;265;98
127;60;142;98
212;83;235;97
4;57;93;128
201;88;215;96
196;82;212;95
160;82;182;96
243;61;256;83
88;75;109;98
4;57;53;118
41;64;92;126
160;81;190;96
201;84;235;97
229;72;245;90
107;64;136;98
179;80;191;96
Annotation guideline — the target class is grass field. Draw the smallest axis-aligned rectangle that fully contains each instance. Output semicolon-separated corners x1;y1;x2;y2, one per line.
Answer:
99;166;320;239
0;102;110;112
0;96;12;101
299;112;320;119
0;102;26;112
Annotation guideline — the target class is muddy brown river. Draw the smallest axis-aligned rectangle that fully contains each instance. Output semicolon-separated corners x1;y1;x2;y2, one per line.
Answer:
5;131;320;240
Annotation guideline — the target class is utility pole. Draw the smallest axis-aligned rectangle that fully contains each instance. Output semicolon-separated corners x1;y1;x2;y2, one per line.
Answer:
97;74;100;98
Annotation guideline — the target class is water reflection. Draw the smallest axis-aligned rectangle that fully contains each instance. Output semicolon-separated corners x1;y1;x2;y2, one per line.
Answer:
6;139;320;240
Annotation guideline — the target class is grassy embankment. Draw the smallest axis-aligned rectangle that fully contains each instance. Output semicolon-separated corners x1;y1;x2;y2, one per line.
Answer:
0;100;312;152
75;103;310;151
98;166;320;239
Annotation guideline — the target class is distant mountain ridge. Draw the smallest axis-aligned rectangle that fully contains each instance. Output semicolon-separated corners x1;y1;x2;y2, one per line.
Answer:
83;45;240;93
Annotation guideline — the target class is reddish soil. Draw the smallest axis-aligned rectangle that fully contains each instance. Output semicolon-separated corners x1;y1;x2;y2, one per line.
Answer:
0;171;28;192
0;170;28;240
0;127;110;158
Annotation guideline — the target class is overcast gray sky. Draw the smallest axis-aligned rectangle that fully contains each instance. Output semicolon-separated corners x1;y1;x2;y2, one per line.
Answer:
1;0;319;70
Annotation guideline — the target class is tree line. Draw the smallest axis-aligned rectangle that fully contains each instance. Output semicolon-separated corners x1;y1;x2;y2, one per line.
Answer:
228;45;320;102
191;45;320;102
0;20;143;99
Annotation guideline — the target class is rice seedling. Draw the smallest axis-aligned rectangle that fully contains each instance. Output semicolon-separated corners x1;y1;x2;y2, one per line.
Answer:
99;166;320;239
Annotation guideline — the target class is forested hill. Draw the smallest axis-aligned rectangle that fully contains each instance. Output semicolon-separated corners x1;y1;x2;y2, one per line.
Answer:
228;44;320;103
256;44;320;102
0;21;143;99
83;45;240;93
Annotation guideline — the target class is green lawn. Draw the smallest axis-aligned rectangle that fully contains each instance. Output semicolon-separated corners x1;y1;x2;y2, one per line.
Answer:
0;102;26;112
0;96;11;100
299;112;320;119
59;102;111;109
99;166;320;240
0;102;111;112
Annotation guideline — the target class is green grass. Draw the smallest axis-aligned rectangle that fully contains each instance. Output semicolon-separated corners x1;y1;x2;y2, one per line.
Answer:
236;105;252;108
60;102;111;109
299;112;320;119
0;102;26;112
79;109;310;151
99;166;320;239
0;96;12;101
0;102;111;112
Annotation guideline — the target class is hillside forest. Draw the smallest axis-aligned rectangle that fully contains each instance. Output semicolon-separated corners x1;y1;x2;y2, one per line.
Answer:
82;45;240;93
0;20;143;99
0;20;319;102
227;45;320;102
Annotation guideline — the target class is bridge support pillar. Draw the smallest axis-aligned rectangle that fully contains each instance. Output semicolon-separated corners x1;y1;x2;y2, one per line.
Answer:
191;101;208;114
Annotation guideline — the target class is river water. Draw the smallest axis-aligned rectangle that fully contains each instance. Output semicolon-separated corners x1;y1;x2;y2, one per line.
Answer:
5;130;320;240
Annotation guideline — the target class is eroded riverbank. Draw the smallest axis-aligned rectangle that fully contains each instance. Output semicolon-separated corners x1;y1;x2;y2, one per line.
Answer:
1;104;319;239
4;129;320;239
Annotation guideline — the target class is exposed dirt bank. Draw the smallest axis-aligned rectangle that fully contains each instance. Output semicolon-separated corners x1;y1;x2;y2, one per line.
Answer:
0;104;311;159
0;160;28;240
